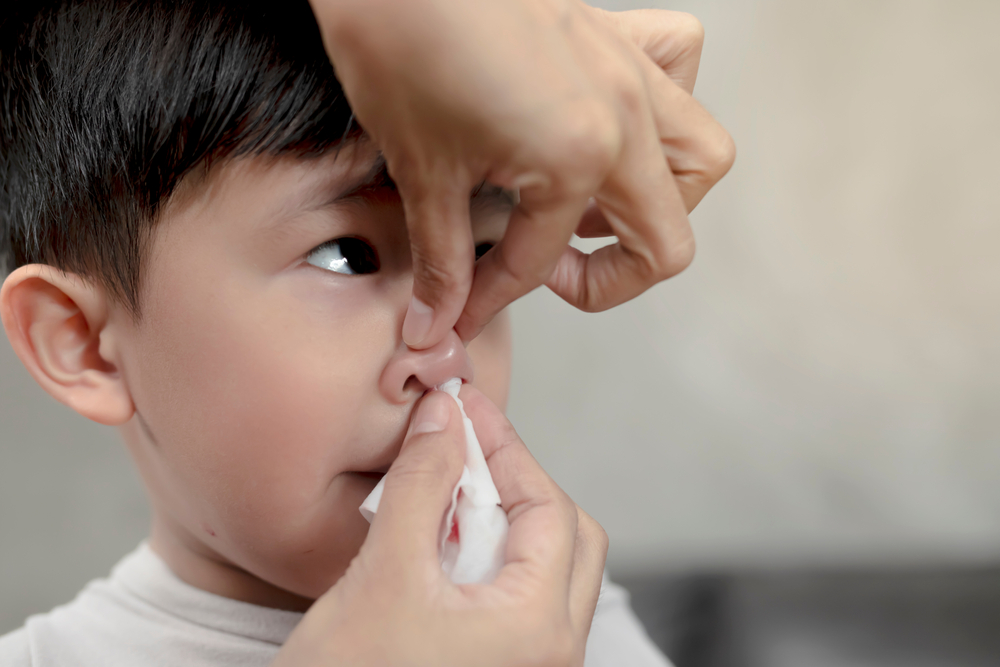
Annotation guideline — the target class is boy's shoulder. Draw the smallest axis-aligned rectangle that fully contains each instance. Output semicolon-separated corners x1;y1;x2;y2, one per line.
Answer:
0;627;30;667
2;547;674;667
0;543;296;667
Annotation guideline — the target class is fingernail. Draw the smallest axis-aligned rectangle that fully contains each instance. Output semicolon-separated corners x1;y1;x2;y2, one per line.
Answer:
409;391;451;436
402;296;434;348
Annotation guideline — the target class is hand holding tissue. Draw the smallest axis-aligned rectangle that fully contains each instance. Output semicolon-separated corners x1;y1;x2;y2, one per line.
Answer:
360;378;509;584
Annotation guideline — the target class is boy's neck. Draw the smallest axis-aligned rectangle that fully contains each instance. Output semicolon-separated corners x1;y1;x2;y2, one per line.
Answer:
148;514;314;613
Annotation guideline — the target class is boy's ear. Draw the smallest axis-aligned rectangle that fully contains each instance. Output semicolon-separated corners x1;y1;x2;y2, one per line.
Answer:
0;265;135;426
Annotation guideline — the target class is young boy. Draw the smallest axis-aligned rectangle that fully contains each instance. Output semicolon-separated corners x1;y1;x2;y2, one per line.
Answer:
0;1;669;664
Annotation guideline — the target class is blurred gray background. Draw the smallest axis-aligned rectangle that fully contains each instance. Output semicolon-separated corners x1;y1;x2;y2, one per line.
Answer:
3;1;999;665
516;0;1000;574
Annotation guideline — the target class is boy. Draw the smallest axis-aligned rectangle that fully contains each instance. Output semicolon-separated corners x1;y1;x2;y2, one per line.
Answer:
0;1;670;664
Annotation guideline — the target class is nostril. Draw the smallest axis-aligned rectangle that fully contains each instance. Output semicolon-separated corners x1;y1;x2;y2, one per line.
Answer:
403;375;424;396
411;342;473;391
379;330;475;405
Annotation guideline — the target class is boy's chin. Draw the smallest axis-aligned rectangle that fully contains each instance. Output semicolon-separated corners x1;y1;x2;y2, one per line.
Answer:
259;536;369;606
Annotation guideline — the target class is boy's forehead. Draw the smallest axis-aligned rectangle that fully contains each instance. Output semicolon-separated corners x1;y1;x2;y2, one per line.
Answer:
261;143;389;224
164;142;380;226
285;148;518;216
168;141;515;235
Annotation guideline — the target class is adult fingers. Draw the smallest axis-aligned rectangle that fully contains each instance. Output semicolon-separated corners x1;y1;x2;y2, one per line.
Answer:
455;191;592;342
633;47;736;213
458;385;578;598
568;506;608;646
546;92;694;312
592;6;734;213
575;202;615;238
363;391;466;578
398;177;477;350
463;385;605;653
592;8;705;95
453;66;621;341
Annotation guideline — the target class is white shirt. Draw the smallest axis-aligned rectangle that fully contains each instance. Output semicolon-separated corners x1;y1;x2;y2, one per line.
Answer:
0;543;671;667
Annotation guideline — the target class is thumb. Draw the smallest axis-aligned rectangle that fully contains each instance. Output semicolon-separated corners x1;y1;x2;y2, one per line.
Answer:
363;390;466;575
399;178;476;350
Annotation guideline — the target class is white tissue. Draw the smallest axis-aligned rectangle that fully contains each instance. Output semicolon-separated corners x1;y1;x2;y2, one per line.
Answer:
359;378;509;584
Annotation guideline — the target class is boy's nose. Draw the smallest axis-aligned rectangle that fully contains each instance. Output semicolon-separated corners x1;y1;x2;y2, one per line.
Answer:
379;329;474;405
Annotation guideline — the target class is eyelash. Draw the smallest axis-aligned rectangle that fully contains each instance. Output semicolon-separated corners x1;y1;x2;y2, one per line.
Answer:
306;237;380;275
475;243;494;261
306;239;495;276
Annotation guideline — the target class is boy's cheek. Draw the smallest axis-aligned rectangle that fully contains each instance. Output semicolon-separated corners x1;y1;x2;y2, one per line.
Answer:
468;310;512;412
192;473;375;599
119;241;509;594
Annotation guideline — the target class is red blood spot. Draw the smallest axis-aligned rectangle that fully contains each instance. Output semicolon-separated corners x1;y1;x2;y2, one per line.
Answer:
203;524;216;537
447;489;463;542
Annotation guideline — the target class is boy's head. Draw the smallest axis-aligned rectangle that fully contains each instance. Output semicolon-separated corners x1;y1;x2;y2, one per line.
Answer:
1;0;513;609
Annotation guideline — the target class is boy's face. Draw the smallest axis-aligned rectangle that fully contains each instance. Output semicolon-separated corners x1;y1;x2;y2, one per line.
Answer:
113;141;513;605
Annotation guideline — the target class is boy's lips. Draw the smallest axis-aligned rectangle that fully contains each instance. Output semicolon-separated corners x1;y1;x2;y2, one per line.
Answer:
348;415;411;482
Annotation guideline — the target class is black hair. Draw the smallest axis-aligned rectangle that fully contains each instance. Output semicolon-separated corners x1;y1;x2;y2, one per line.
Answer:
0;0;358;316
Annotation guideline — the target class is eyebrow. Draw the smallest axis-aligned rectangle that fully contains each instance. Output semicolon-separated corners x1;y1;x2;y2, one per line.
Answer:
334;153;395;201
334;154;517;210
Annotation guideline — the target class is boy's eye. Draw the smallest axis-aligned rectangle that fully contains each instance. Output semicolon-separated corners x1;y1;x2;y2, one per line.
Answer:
307;238;379;275
475;243;494;261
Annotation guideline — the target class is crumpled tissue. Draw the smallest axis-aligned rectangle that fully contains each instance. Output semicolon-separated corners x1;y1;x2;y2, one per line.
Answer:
360;378;509;584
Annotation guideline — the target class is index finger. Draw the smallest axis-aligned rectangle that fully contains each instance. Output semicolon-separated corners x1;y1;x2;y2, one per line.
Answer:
457;385;578;596
593;8;705;95
398;176;477;350
455;191;591;342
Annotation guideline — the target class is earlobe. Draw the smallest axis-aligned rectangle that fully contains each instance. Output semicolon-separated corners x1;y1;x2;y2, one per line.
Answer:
0;265;135;426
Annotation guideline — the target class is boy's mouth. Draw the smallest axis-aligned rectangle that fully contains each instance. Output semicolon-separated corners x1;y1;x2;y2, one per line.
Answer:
353;469;388;482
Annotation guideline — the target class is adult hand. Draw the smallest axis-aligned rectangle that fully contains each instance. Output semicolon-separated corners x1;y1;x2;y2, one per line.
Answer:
273;386;608;667
309;0;735;349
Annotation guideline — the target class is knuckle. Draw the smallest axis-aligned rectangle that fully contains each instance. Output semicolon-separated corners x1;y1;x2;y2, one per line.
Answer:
395;441;458;483
672;12;705;50
392;454;449;487
570;279;607;313
702;129;737;181
409;243;467;300
494;420;525;455
595;525;610;558
636;228;696;283
549;102;621;182
612;68;648;119
659;233;697;278
579;509;610;556
496;243;556;291
559;488;581;524
561;265;607;314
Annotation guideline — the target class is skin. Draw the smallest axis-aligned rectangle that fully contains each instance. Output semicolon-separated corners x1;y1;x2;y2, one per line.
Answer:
2;142;610;665
276;386;609;667
310;1;736;350
1;140;516;610
2;3;737;659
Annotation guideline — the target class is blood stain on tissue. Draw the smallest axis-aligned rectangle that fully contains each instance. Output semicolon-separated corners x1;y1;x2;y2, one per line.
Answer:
448;490;462;543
